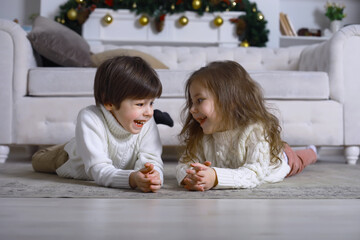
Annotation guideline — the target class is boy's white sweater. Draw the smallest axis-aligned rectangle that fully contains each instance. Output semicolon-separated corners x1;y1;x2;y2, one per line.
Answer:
56;105;164;188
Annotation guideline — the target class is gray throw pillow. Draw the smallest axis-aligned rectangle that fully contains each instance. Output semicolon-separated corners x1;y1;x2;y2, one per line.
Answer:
27;16;92;67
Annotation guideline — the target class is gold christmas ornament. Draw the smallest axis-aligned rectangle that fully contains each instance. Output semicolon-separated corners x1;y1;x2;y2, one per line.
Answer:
171;4;175;10
56;17;66;24
139;15;149;26
192;0;201;10
178;16;189;26
205;6;210;12
76;0;84;4
132;3;137;8
257;12;264;21
67;8;77;21
213;16;223;27
102;13;113;24
240;40;249;47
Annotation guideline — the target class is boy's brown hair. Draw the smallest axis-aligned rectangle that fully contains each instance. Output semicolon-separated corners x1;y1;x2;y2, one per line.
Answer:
94;56;162;109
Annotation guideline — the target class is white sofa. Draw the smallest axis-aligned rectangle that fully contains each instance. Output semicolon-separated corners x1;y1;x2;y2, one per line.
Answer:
0;18;359;164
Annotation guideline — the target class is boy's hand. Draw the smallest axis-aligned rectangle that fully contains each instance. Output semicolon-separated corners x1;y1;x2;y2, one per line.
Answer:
182;161;217;191
129;163;162;193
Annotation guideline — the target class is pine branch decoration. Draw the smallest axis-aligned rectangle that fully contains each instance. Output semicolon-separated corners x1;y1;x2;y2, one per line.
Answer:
55;0;269;47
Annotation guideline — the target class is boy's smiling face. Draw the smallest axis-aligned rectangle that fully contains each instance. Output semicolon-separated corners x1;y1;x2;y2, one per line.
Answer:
105;98;155;134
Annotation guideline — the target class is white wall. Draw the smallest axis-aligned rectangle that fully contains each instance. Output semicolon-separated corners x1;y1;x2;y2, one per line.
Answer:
280;0;360;33
40;0;68;20
0;0;40;25
253;0;280;48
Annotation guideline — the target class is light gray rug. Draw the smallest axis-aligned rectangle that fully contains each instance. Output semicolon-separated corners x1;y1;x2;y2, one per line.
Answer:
1;161;359;199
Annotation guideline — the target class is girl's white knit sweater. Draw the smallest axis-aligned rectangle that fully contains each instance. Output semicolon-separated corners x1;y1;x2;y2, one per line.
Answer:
176;123;290;189
56;105;164;188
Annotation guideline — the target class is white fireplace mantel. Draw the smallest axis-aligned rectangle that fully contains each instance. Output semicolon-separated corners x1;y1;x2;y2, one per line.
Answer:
40;0;279;47
83;9;245;47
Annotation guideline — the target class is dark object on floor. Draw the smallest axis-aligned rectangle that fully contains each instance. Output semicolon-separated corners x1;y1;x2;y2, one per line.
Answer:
154;109;174;127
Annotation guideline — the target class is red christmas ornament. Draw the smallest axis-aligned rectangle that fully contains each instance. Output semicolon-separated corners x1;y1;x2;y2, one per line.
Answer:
155;14;166;32
159;14;166;22
230;18;238;23
90;4;97;11
104;0;113;7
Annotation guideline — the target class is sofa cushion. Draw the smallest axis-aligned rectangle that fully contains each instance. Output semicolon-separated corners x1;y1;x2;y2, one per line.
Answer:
91;49;169;69
251;71;330;100
90;45;306;71
27;16;92;67
28;68;330;100
268;100;343;145
28;68;96;97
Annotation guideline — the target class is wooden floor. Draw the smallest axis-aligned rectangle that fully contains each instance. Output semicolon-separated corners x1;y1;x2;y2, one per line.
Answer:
1;148;359;240
1;198;360;240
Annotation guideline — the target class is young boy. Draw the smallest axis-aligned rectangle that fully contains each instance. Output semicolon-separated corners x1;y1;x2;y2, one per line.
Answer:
32;56;164;193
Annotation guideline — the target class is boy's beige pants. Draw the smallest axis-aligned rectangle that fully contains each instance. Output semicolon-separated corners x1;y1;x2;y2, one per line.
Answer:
32;143;69;173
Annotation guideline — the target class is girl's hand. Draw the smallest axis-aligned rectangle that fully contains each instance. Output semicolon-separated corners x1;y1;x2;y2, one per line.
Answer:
130;163;162;192
182;161;217;191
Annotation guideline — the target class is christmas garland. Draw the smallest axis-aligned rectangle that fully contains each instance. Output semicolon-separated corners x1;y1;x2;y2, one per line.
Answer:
56;0;269;47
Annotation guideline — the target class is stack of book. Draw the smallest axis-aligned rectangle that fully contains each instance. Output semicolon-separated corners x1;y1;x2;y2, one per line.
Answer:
280;12;297;36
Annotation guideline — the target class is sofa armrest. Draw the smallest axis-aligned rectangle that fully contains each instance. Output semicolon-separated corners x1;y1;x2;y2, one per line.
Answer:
0;19;37;143
299;24;360;145
299;24;360;103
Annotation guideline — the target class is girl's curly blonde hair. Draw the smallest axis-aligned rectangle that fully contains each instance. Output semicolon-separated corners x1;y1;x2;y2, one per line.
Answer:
179;61;284;164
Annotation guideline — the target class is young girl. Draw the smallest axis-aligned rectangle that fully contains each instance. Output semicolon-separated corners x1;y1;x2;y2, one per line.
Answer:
32;56;164;193
176;61;317;191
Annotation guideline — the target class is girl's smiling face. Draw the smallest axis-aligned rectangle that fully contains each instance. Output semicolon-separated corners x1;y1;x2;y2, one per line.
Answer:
189;80;224;134
105;98;154;134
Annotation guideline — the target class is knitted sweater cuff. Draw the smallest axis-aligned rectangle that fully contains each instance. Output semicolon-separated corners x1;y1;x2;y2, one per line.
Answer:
212;167;235;189
112;170;134;189
176;168;187;186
